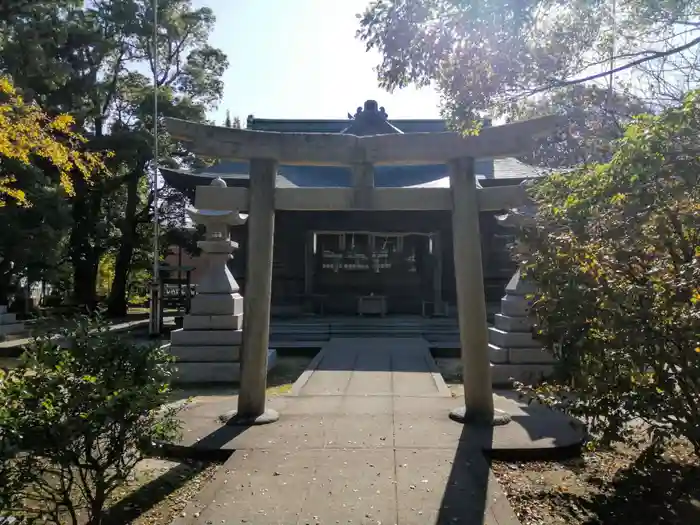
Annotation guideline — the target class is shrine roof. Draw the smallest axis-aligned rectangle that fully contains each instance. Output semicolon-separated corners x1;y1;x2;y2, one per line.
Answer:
160;100;543;196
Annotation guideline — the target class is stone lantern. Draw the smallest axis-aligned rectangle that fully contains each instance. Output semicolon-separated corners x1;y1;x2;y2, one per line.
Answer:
167;178;277;383
486;202;556;385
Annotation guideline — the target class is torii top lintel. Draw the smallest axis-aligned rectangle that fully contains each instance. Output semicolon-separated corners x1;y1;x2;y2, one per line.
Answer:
163;114;565;167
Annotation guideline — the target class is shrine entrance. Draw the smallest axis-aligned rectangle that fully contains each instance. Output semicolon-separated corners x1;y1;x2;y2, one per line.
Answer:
164;111;563;426
307;230;442;316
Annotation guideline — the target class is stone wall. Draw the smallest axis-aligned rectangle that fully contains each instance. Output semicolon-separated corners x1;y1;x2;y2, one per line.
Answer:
0;304;24;340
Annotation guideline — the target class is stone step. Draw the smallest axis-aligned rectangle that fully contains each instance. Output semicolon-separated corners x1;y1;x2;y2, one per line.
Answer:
271;333;329;342
271;325;457;332
268;340;324;348
424;334;461;342
330;332;424;338
270;326;330;333
488;326;536;348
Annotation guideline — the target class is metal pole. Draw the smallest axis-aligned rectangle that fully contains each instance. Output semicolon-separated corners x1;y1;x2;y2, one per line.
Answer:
148;0;161;336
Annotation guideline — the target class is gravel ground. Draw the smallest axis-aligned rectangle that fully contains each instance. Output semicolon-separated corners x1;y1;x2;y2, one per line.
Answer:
491;437;700;525
435;360;700;525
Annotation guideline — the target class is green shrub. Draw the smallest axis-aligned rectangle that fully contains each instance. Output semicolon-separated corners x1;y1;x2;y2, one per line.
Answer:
515;90;700;455
0;316;181;524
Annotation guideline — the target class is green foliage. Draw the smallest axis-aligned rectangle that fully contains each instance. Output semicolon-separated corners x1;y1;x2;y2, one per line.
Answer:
95;253;115;298
514;90;700;455
357;0;700;127
513;85;651;168
0;0;227;312
0;316;181;524
0;165;72;303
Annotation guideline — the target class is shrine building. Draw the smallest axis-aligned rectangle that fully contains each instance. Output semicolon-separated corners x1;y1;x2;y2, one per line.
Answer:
160;100;543;317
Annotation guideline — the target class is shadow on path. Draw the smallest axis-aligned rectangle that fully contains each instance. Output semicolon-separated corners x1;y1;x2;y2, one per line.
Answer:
103;461;208;525
107;425;256;524
438;424;495;524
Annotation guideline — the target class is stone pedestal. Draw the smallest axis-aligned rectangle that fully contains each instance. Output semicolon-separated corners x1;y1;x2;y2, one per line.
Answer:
167;181;277;385
487;204;556;385
0;305;24;340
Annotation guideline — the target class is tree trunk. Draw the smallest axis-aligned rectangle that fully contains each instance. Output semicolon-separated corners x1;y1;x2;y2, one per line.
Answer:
72;254;100;311
107;167;142;317
106;242;133;317
69;176;102;311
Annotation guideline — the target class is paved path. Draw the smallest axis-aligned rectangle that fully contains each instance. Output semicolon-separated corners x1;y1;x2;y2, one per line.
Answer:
169;338;563;524
291;337;451;397
0;317;150;351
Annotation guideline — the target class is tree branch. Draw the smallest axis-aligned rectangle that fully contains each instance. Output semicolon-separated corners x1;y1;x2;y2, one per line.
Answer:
527;35;700;97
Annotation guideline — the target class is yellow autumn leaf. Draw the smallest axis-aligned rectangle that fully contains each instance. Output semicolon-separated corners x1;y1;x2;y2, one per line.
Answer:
0;75;109;206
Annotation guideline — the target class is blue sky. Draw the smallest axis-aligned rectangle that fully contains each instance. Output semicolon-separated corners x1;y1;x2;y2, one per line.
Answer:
194;0;442;124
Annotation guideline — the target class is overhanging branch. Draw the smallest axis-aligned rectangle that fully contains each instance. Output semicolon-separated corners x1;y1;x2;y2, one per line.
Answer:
527;34;700;97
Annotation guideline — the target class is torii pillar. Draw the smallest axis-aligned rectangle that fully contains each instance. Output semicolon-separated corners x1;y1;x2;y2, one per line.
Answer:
449;158;511;425
220;158;279;425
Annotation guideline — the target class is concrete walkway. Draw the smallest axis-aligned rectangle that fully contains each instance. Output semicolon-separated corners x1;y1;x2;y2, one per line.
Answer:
0;316;150;351
169;338;583;524
291;337;451;397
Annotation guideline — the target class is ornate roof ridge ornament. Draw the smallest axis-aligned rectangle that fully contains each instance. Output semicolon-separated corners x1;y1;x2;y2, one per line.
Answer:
341;100;404;136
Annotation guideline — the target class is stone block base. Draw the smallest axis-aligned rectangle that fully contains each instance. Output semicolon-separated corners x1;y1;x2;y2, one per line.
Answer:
489;342;555;367
0;312;17;324
508;347;556;364
189;293;244;316
489;343;509;363
183;314;244;331
0;309;24;339
488;326;536;348
170;345;241;362
494;313;532;332
170;328;243;346
500;295;531;317
0;322;24;337
170;348;277;385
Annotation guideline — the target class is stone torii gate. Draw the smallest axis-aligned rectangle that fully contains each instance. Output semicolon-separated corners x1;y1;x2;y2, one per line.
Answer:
164;115;563;427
